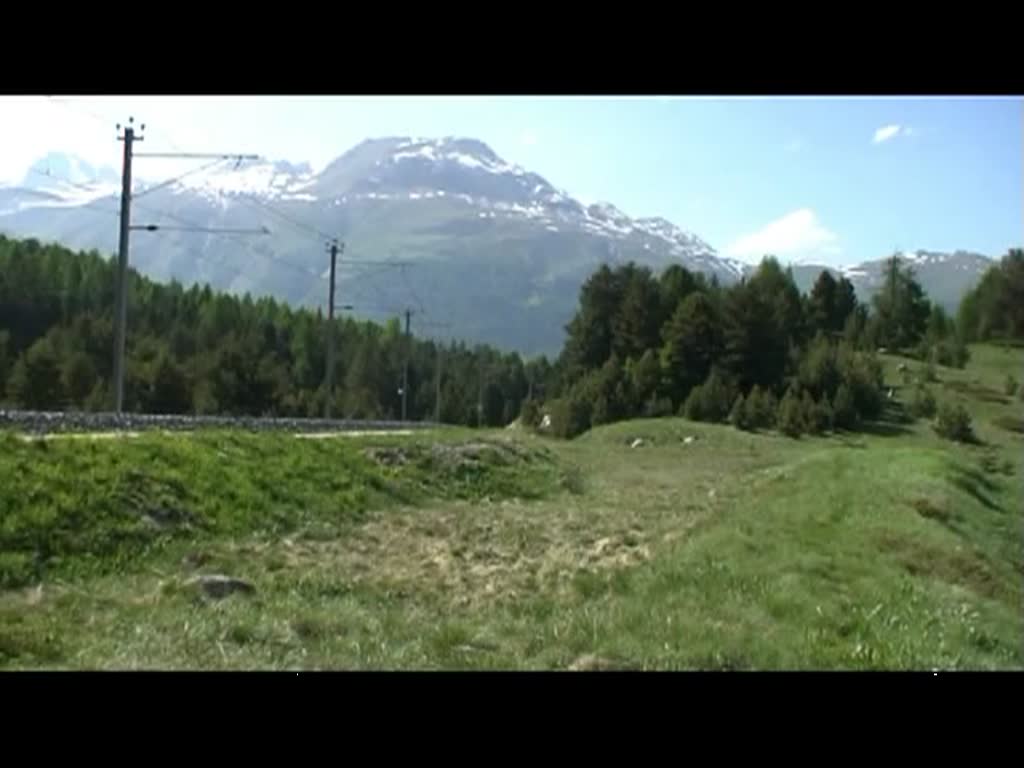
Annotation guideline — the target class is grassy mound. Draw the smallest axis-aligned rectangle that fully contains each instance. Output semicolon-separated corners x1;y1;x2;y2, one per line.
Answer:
0;430;559;589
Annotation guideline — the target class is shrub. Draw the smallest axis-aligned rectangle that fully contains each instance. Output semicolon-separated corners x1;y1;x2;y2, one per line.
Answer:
683;369;734;424
729;394;750;430
777;386;804;438
743;385;773;430
811;395;834;434
1004;373;1018;397
934;401;975;443
519;398;541;429
831;382;859;430
949;338;970;369
836;346;885;421
546;395;592;439
643;396;675;418
909;384;937;419
798;334;841;400
683;386;704;422
700;369;734;423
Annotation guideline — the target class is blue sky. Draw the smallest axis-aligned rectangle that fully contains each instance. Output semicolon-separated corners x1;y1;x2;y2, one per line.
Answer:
1;96;1020;267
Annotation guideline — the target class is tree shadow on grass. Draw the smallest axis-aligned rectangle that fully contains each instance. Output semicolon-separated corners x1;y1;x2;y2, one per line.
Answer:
946;463;1005;513
859;420;916;437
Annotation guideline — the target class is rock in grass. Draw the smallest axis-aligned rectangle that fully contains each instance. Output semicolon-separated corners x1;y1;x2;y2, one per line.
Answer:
186;574;255;599
630;438;644;449
568;654;619;671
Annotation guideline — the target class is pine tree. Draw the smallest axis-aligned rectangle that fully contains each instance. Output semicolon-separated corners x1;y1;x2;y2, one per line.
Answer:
729;393;749;430
149;351;192;414
699;368;734;423
7;338;63;409
683;384;704;422
808;270;838;335
627;349;661;409
834;276;858;333
562;264;626;381
831;383;858;430
660;292;721;407
871;256;932;350
62;351;98;408
745;385;774;430
777;385;804;438
0;330;10;402
611;266;661;362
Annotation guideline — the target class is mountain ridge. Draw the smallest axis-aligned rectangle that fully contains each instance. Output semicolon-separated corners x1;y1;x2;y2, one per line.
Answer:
0;143;999;355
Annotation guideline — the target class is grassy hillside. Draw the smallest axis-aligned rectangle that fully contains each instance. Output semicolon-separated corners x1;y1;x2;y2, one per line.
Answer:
1;344;1021;669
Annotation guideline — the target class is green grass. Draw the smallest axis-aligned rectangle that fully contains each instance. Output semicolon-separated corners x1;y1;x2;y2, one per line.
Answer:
1;344;1022;670
0;429;558;589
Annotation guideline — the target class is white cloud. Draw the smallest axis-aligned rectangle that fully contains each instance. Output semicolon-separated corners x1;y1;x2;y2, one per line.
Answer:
724;208;841;265
519;130;538;147
872;124;913;144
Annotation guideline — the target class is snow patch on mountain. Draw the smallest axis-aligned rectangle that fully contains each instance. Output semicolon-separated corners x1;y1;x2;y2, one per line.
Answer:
169;158;318;202
389;137;527;179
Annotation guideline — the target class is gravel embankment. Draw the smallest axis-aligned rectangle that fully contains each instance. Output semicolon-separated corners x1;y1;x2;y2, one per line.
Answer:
0;410;439;436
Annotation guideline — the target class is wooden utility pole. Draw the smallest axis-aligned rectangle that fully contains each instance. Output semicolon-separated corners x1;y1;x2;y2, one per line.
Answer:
110;118;260;414
112;118;143;414
435;341;442;424
402;308;412;422
324;240;341;419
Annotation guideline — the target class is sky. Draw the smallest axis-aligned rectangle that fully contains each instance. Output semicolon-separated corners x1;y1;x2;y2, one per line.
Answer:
0;95;1020;268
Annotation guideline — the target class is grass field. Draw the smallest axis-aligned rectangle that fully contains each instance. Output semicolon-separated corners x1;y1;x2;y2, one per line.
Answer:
1;345;1021;670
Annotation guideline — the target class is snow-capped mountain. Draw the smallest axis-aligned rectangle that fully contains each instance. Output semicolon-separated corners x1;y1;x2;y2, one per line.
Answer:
160;158;318;204
788;249;995;312
22;152;120;190
3;152;121;214
0;140;996;353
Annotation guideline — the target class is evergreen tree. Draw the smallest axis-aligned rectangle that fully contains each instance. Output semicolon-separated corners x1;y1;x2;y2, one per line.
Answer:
0;330;10;402
626;349;661;408
7;338;63;409
729;393;750;430
660;292;721;406
561;264;625;382
831;383;859;430
148;351;192;414
611;265;661;362
777;385;804;438
62;351;98;408
871;255;932;350
808;270;838;334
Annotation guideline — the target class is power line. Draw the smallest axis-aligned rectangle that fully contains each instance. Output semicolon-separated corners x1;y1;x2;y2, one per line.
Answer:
134;152;260;160
129;196;321;279
229;190;337;244
132;157;230;199
129;223;270;235
46;96;113;128
399;262;426;314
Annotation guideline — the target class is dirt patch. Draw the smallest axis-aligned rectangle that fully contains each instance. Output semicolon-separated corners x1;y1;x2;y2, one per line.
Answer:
363;438;539;472
258;497;657;610
428;439;532;467
363;446;411;466
910;497;952;524
568;654;624;671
